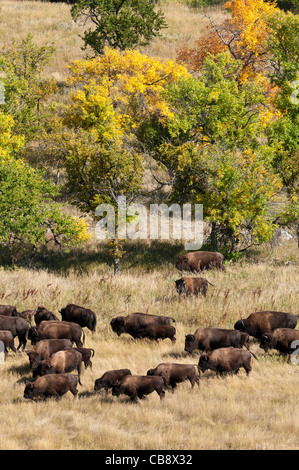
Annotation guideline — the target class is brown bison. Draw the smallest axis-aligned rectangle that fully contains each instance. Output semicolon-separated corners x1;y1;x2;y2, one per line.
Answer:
0;305;18;316
198;347;254;376
175;277;214;297
147;363;199;389
32;348;83;385
112;375;167;403
0;315;30;350
94;369;132;393
28;321;85;348
234;311;298;339
26;339;73;369
0;330;16;353
74;347;95;369
185;327;250;354
24;374;79;400
59;304;97;331
176;251;225;272
259;328;299;354
110;312;175;339
139;324;176;343
34;306;59;325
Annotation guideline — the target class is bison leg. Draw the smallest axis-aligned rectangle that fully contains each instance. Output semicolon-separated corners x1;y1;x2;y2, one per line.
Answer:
157;388;165;400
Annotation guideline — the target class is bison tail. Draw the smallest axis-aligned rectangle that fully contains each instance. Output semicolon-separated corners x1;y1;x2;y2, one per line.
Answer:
207;281;215;287
250;351;259;361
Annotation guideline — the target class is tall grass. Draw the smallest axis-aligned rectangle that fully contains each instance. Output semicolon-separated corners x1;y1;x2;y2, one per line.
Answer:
0;239;298;450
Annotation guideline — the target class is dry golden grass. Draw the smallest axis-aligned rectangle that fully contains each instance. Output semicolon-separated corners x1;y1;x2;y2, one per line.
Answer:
0;1;229;80
0;239;298;450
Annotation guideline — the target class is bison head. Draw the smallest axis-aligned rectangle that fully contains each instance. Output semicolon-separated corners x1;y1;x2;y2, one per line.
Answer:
259;332;273;352
234;319;246;332
110;316;126;335
28;326;40;345
197;354;209;372
175;279;186;295
184;334;196;353
176;255;191;272
111;381;123;397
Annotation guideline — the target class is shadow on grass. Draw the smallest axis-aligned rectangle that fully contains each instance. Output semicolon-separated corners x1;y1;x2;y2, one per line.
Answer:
0;240;186;275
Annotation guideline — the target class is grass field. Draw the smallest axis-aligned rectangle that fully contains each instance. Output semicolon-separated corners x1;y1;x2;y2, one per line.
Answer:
0;239;298;450
0;0;298;452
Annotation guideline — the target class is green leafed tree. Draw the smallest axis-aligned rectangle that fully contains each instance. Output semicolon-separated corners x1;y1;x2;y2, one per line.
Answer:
71;0;168;55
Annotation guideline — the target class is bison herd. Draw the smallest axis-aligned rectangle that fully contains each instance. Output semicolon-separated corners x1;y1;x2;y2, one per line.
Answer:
0;250;298;403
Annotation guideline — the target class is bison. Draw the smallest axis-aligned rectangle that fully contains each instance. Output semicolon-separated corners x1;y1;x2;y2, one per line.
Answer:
139;324;176;343
32;348;83;385
175;277;214;297
74;347;95;369
26;339;73;369
110;312;175;339
176;251;225;273
234;311;298;339
0;315;30;350
34;306;59;325
147;363;199;389
0;330;16;353
28;321;85;348
0;305;18;316
185;327;250;354
259;328;299;354
24;374;79;400
59;304;97;331
198;347;254;376
112;375;167;403
94;369;132;393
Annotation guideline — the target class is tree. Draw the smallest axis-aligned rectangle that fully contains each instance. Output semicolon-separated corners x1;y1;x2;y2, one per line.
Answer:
71;0;168;55
0;33;57;141
0;112;90;263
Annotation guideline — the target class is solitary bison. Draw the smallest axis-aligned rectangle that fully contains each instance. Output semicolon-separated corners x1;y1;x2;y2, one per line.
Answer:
259;328;299;354
94;369;132;393
147;363;199;389
112;375;167;403
198;347;254;376
59;304;97;331
176;251;225;273
24;374;79;400
234;311;298;339
0;330;16;353
185;327;250;354
27;338;73;369
32;348;83;385
175;277;214;297
0;315;30;350
139;324;176;343
110;312;175;339
34;306;59;325
0;305;18;316
28;321;85;348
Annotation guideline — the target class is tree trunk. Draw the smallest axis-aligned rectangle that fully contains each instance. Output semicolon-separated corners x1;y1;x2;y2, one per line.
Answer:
114;258;120;275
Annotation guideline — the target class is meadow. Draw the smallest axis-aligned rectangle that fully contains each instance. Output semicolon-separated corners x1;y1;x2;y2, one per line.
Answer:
0;0;298;451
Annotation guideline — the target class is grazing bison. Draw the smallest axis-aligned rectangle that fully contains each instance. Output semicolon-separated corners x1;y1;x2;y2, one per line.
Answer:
59;304;97;331
259;328;299;354
0;330;16;353
175;277;214;297
112;375;167;403
110;312;175;338
94;369;132;393
28;321;85;348
185;328;250;354
198;347;254;376
176;251;225;273
24;374;79;400
0;305;18;316
0;315;30;350
234;311;298;339
147;363;199;389
139;324;176;343
26;339;73;369
34;306;59;325
32;348;83;385
74;347;95;369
